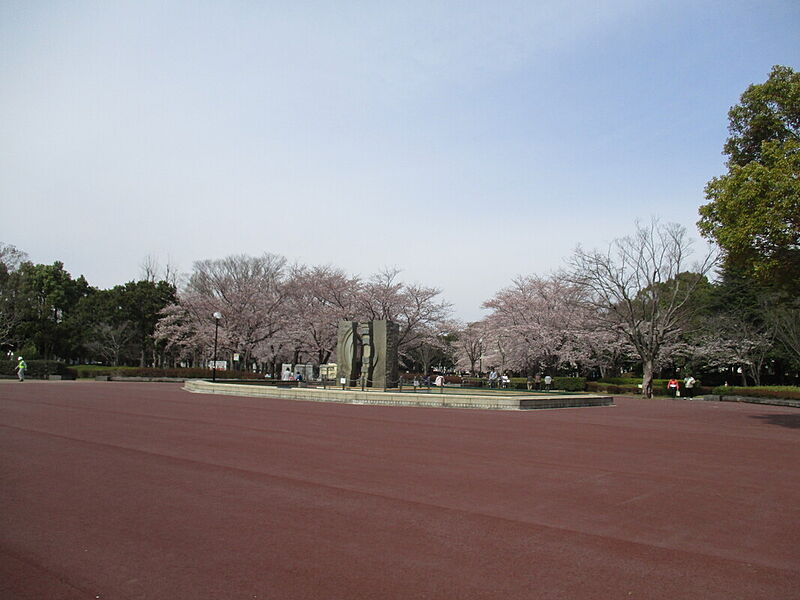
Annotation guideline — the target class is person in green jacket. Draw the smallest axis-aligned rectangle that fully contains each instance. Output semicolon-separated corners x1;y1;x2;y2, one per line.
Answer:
15;357;26;382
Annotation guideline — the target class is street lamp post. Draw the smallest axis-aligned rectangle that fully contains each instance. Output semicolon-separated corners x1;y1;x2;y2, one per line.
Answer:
212;312;222;382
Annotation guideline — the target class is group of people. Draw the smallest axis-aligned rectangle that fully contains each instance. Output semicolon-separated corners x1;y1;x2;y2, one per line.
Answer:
412;374;445;388
487;370;553;390
487;370;511;388
526;374;552;391
280;367;303;382
667;375;697;398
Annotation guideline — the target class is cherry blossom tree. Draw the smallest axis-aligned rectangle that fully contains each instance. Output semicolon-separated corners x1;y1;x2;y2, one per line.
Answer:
566;315;637;378
352;268;452;364
481;275;586;375
154;302;212;366
455;321;487;375
765;299;800;367
157;254;289;371
0;243;28;349
684;306;775;386
568;220;717;397
283;264;361;365
156;260;453;375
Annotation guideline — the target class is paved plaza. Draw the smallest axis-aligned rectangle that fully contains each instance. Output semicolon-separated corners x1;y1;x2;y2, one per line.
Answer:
1;382;798;599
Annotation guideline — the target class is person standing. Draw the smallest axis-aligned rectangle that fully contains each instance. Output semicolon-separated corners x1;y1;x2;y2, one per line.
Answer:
667;378;680;398
543;375;552;390
434;374;444;387
15;357;26;382
488;369;498;388
534;374;542;390
683;375;696;398
526;374;533;391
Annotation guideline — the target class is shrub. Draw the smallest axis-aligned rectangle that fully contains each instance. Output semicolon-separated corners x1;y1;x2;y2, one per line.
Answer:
711;386;800;401
596;377;642;385
506;376;586;391
510;377;527;389
553;377;587;391
587;382;641;395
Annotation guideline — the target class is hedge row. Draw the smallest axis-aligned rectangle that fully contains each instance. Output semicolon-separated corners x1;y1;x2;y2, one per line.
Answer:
516;377;587;392
711;386;800;401
459;377;588;391
587;382;644;395
0;360;73;378
599;377;689;390
0;361;267;380
68;366;265;380
588;381;715;396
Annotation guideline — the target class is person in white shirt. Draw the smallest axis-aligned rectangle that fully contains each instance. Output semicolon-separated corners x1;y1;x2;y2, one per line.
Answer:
683;375;696;398
488;369;498;388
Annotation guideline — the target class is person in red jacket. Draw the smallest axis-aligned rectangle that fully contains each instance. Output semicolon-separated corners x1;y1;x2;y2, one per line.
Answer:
667;378;680;398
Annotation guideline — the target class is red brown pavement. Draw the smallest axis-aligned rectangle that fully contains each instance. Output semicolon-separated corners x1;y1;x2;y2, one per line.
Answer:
1;381;798;599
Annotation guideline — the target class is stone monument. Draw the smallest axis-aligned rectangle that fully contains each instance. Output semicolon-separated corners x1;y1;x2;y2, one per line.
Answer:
337;320;399;388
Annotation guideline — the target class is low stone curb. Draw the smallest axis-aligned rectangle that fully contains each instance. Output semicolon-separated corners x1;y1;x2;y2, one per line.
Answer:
183;379;614;410
108;376;188;382
696;394;800;409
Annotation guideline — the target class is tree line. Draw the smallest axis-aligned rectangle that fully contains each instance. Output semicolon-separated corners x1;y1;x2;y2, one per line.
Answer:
2;66;797;394
465;65;799;395
0;248;455;376
0;248;178;368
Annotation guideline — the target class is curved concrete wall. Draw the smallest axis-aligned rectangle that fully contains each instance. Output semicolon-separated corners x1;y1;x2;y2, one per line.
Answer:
183;380;614;410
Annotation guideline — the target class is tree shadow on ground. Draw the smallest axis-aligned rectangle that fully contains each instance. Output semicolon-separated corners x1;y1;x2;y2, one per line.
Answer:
751;414;800;429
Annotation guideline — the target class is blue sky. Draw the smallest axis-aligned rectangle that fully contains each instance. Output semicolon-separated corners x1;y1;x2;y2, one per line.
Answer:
1;1;798;321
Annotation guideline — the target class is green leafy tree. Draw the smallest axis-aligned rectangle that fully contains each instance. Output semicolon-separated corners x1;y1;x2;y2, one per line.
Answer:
11;262;92;359
111;280;177;366
723;65;799;167
64;280;176;366
698;65;800;292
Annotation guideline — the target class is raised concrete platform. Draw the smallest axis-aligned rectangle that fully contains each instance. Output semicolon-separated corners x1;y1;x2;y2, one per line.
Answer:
183;380;614;410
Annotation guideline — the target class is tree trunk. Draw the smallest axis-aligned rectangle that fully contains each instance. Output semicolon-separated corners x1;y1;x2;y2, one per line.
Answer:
775;358;785;385
642;359;654;399
748;364;761;386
